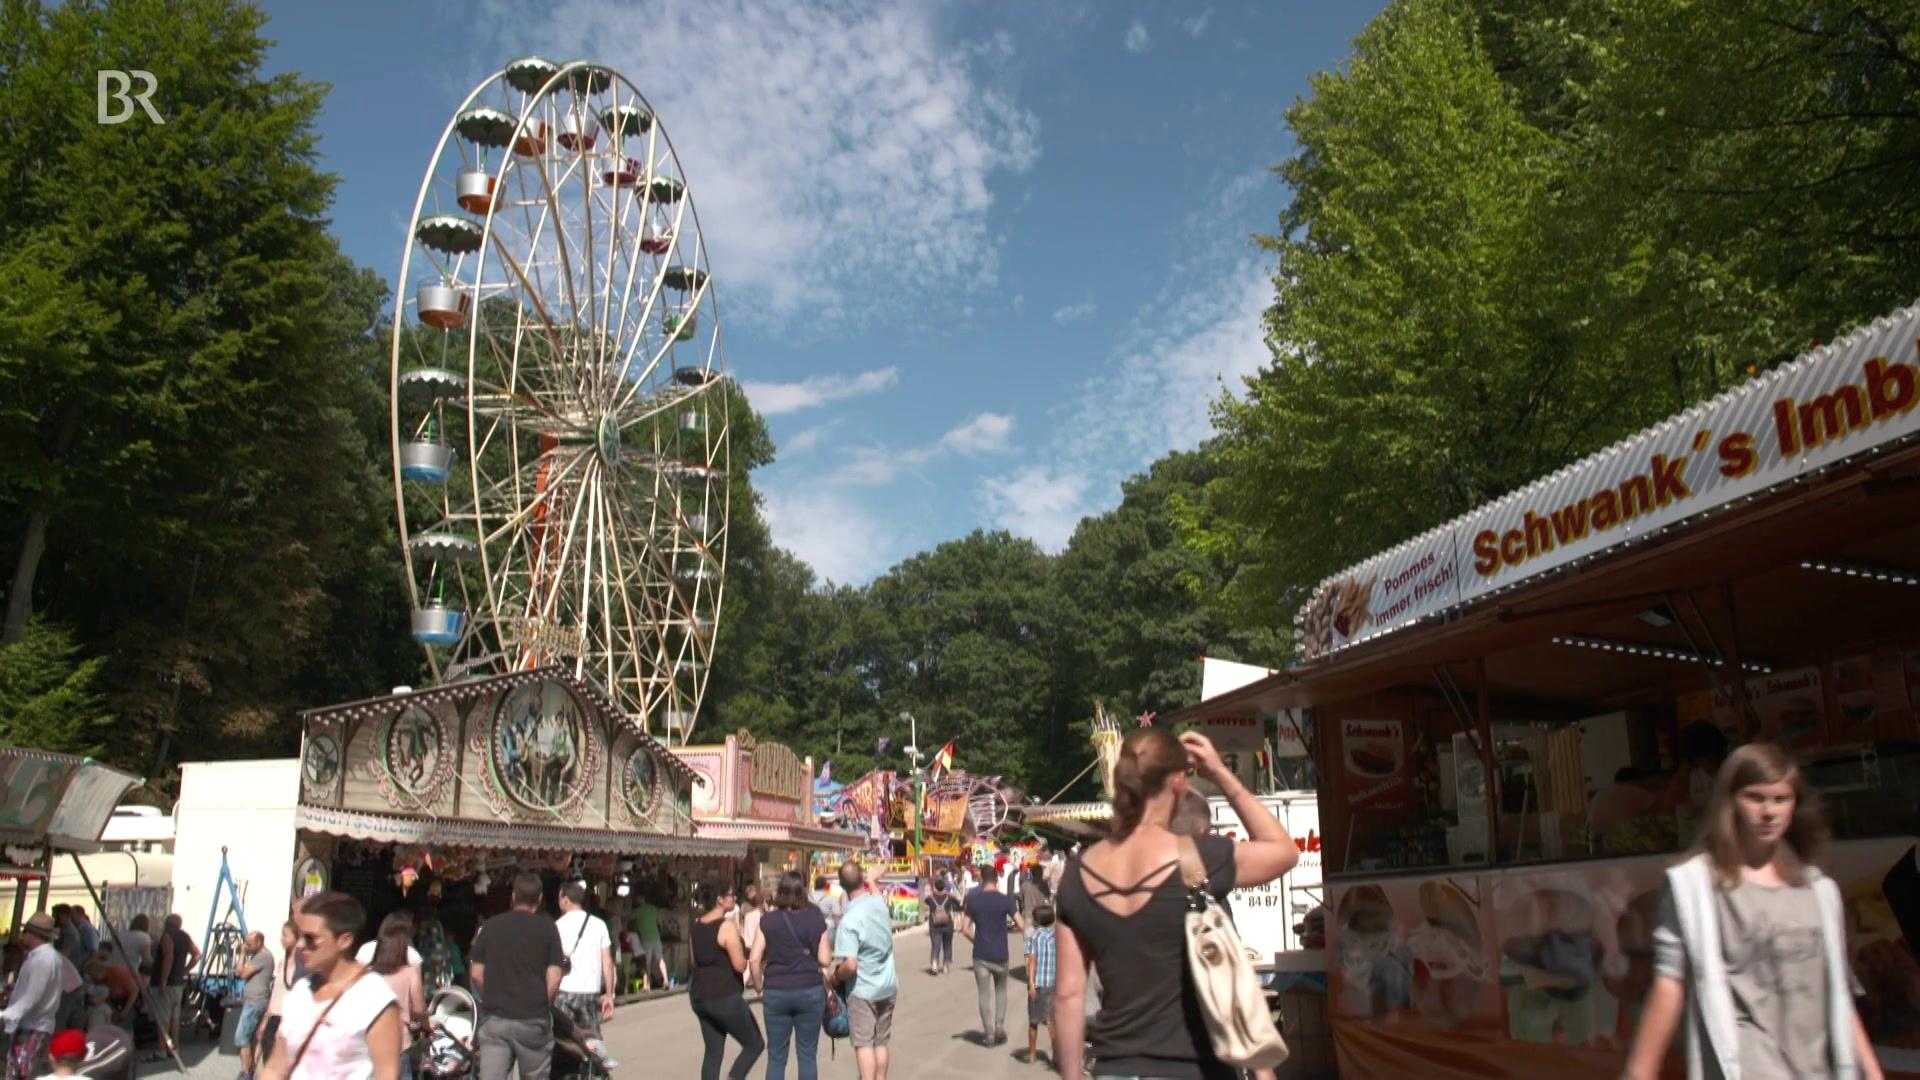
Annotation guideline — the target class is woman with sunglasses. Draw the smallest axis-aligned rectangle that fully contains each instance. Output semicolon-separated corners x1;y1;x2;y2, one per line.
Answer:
260;892;401;1080
688;882;764;1080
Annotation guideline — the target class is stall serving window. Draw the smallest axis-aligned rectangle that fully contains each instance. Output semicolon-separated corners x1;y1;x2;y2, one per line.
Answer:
1323;509;1920;876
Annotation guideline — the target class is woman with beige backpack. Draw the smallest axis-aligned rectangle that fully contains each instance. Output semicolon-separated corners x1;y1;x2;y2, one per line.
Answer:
1053;727;1298;1079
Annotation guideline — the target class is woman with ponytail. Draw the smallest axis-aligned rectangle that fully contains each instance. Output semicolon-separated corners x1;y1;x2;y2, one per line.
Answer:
1052;727;1299;1079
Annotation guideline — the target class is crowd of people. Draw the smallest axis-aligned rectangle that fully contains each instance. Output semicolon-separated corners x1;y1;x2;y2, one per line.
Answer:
11;724;1878;1079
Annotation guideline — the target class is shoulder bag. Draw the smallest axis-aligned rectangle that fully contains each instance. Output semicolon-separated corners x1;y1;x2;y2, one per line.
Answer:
1176;836;1289;1070
286;971;372;1076
559;915;590;976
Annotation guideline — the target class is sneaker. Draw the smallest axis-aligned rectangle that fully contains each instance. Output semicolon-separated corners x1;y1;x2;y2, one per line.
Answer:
992;1031;1008;1046
584;1037;619;1070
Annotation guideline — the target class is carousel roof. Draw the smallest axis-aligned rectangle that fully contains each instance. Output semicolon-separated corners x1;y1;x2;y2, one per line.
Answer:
299;666;696;785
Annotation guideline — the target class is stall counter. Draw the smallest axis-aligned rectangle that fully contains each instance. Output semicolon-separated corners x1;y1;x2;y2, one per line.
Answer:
1325;836;1920;1079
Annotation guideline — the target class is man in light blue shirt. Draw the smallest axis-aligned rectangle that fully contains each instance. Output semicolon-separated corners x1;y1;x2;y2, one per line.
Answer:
832;863;897;1080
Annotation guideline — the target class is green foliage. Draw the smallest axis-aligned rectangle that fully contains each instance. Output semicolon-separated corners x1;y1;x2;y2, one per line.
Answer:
1195;0;1920;626
0;618;112;756
0;0;415;774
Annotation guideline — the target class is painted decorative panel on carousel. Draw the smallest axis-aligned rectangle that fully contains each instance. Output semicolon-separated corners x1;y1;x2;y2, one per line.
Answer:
462;679;609;825
339;701;461;816
612;737;685;835
301;721;346;807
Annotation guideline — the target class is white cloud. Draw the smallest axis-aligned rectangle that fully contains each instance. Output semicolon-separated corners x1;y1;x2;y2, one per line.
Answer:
762;487;903;585
1052;299;1098;325
826;447;905;487
1124;20;1152;53
739;367;899;416
1183;9;1213;37
825;411;1015;485
979;170;1278;550
934;413;1015;455
483;0;1041;329
981;466;1096;552
782;418;842;455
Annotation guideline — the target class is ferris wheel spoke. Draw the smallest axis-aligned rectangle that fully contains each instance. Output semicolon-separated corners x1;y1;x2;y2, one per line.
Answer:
473;445;590;547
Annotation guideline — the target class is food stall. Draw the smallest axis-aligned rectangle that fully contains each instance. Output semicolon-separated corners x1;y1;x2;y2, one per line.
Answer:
1165;301;1920;1077
293;666;744;983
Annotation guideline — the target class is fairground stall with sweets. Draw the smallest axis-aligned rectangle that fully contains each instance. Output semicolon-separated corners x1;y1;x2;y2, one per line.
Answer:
1167;301;1920;1078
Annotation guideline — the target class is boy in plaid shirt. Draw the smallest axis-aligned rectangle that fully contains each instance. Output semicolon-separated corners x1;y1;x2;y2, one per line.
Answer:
1023;905;1057;1066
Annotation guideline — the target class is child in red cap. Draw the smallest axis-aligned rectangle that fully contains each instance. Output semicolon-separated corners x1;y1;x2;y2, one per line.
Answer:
39;1030;86;1078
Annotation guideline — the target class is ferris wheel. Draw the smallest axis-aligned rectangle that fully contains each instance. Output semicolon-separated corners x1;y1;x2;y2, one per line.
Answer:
389;57;727;743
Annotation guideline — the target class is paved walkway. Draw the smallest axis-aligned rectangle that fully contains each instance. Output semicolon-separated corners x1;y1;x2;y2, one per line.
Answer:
601;927;1054;1079
138;928;1056;1080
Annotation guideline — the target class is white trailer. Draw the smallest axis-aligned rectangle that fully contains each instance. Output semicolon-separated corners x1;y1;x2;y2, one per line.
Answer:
1208;791;1322;961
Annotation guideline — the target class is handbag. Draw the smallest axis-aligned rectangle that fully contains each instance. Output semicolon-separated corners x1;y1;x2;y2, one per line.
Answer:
1176;836;1289;1070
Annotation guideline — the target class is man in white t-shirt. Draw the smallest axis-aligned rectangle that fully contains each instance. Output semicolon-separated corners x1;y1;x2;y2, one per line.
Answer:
553;883;615;1045
352;939;421;968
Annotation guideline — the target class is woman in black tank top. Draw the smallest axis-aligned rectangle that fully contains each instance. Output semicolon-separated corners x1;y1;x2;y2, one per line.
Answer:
687;883;763;1080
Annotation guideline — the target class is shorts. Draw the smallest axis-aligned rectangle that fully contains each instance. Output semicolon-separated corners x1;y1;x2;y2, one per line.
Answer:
847;994;895;1049
1028;987;1054;1027
555;991;602;1038
260;1014;283;1056
155;984;184;1027
234;1001;268;1048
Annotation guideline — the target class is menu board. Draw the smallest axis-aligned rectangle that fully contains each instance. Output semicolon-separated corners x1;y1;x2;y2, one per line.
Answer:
1343;719;1410;811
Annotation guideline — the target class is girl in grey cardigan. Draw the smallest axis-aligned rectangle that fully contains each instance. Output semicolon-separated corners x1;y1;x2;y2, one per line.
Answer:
1621;743;1882;1080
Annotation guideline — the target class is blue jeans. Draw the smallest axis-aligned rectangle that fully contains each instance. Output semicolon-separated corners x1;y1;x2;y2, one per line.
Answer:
760;985;825;1080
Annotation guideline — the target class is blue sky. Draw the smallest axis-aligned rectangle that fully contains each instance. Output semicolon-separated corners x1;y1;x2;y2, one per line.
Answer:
259;0;1383;584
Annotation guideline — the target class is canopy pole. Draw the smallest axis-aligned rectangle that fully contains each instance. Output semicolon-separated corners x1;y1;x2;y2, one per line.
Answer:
1718;583;1755;741
69;852;187;1073
1042;758;1101;807
1474;656;1501;860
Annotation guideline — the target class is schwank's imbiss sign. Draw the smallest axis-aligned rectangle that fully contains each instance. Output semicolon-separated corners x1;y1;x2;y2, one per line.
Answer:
1297;303;1920;660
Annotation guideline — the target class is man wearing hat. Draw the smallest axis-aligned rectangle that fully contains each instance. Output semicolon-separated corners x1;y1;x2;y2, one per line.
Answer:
2;912;65;1080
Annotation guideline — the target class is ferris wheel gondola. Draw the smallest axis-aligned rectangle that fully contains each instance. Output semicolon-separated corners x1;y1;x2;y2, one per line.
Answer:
388;57;730;743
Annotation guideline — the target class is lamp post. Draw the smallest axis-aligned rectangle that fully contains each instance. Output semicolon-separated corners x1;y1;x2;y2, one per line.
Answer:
900;711;925;870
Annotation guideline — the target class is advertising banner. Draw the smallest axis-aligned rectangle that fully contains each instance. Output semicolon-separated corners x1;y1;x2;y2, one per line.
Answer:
1299;304;1920;659
1326;837;1920;1078
1342;719;1410;811
1298;528;1460;661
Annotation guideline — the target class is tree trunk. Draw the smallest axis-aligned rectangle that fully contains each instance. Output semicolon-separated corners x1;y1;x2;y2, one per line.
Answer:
2;402;82;644
1;507;52;644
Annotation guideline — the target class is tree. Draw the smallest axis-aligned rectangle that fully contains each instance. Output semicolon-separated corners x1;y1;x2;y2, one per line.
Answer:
0;617;112;756
0;0;415;774
861;531;1056;790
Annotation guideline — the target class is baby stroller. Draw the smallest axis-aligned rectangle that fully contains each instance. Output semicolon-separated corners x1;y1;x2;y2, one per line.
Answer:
550;1004;616;1080
420;986;478;1080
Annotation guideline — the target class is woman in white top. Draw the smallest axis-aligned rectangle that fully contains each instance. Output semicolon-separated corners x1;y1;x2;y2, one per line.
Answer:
735;881;765;957
261;891;400;1080
367;913;426;1080
1623;743;1883;1080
